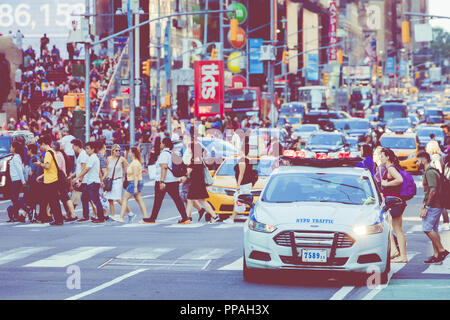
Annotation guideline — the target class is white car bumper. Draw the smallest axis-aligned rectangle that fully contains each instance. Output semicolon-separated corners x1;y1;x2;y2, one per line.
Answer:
243;222;389;274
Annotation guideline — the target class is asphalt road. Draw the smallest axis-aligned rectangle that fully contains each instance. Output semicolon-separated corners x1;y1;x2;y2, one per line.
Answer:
0;173;449;302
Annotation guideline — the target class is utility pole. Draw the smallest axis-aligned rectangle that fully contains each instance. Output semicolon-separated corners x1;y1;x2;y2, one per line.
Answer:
84;0;90;143
219;0;224;60
127;0;136;147
156;0;161;123
268;0;275;123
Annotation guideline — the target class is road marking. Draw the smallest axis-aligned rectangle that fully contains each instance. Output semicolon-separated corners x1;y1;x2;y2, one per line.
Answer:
212;223;244;229
179;248;232;260
406;225;423;234
14;223;50;228
361;252;418;300
166;222;206;228
24;246;114;268
329;286;354;300
65;268;148;300
218;257;243;271
0;247;53;266
116;247;174;260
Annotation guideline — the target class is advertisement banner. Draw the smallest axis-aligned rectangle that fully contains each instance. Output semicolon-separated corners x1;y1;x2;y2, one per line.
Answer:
386;57;395;76
307;53;319;81
194;61;224;117
399;60;407;77
329;1;338;61
249;38;264;74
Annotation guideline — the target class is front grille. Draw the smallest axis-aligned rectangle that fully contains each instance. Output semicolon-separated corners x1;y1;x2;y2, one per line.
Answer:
219;205;234;212
273;230;354;248
279;255;348;266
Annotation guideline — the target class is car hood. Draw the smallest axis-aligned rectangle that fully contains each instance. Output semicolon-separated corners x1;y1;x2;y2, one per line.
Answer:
254;202;380;228
212;175;268;189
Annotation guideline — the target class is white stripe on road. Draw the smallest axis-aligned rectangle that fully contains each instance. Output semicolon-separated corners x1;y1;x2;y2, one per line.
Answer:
0;247;53;266
212;223;244;229
361;253;418;300
24;246;114;268
166;222;206;228
329;286;355;300
65;268;148;300
116;247;174;260
179;248;232;260
218;257;243;271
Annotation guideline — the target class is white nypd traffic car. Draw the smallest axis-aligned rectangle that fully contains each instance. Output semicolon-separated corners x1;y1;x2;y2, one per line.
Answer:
241;158;403;283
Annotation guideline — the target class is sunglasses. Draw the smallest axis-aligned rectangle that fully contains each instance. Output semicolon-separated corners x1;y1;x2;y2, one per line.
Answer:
114;149;121;152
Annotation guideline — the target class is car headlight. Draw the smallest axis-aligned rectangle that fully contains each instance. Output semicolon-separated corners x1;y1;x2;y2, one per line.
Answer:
353;222;383;236
248;219;277;233
0;161;6;173
207;186;228;194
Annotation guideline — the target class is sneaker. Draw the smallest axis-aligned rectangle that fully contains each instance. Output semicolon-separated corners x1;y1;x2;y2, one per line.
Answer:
209;215;220;224
442;223;450;231
78;218;90;222
222;218;234;224
437;250;449;262
127;212;136;223
424;256;442;264
178;219;191;225
140;219;156;225
92;219;105;224
110;216;125;223
49;221;64;226
198;209;206;222
67;216;78;222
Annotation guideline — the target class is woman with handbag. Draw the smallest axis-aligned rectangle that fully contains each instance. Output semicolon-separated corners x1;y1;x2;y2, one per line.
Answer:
111;147;150;223
184;142;219;223
104;144;133;219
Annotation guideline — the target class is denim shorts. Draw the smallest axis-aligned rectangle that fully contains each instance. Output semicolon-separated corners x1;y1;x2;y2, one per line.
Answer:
126;180;144;195
422;207;442;233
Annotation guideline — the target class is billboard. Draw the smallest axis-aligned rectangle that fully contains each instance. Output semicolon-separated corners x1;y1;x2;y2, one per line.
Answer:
194;60;224;118
302;8;319;68
329;1;338;61
248;38;263;74
307;53;319;81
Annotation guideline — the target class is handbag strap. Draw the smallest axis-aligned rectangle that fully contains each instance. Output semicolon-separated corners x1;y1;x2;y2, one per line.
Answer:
47;149;64;178
111;157;120;180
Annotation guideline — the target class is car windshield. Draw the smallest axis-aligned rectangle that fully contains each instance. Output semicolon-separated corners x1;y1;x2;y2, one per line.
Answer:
286;117;300;124
417;129;444;138
0;137;11;156
349;121;370;129
380;137;416;149
262;173;375;205
309;134;343;146
388;118;410;126
296;126;318;132
216;158;278;177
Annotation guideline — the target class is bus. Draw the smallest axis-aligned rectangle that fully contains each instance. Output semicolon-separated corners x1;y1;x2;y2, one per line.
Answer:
224;87;262;120
297;86;330;110
377;101;408;128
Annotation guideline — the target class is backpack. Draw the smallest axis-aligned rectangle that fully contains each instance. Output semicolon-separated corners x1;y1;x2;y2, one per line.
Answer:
430;166;450;210
163;150;187;178
397;167;417;201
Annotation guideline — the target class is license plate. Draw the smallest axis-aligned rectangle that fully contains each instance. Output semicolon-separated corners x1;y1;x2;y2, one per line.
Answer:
301;249;327;263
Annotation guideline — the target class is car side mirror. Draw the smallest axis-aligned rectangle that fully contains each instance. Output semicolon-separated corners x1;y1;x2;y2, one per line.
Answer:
383;196;403;211
238;194;254;208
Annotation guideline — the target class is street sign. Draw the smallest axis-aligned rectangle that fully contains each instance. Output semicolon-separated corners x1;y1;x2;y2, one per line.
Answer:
121;87;130;95
307;53;319;81
249;38;264;74
386;57;395;76
120;79;130;86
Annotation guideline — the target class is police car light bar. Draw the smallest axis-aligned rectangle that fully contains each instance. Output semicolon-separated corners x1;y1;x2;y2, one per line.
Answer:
281;156;364;168
282;150;352;160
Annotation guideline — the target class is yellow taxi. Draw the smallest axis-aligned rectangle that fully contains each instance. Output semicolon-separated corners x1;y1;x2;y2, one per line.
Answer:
379;132;419;172
207;156;279;220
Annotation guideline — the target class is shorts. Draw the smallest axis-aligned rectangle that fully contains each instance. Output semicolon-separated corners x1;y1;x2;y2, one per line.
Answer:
389;201;406;218
422;207;442;233
126;180;144;196
71;190;82;206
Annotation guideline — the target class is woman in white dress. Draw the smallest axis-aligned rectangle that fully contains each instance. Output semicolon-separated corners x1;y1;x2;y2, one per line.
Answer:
105;144;132;218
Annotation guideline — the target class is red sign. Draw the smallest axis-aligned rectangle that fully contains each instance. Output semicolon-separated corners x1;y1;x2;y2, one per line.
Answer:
121;87;130;95
231;75;247;88
329;1;338;61
194;60;224;118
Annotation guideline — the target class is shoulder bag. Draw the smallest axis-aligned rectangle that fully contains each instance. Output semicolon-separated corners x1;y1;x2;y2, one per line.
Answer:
104;157;120;192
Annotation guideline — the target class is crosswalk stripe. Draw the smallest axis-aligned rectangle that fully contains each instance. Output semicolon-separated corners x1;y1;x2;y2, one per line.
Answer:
24;246;115;268
218;257;243;270
212;224;244;229
116;247;174;260
179;248;232;260
166;222;206;228
0;247;53;266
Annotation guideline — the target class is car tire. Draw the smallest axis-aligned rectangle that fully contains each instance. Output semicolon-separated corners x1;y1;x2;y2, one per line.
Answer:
380;240;391;285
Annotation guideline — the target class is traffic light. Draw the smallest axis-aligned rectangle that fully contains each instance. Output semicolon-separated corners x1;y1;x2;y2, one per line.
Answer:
282;51;289;64
337;50;343;65
322;73;329;85
164;93;171;107
211;48;219;60
142;59;150;76
230;18;238;42
401;21;410;44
